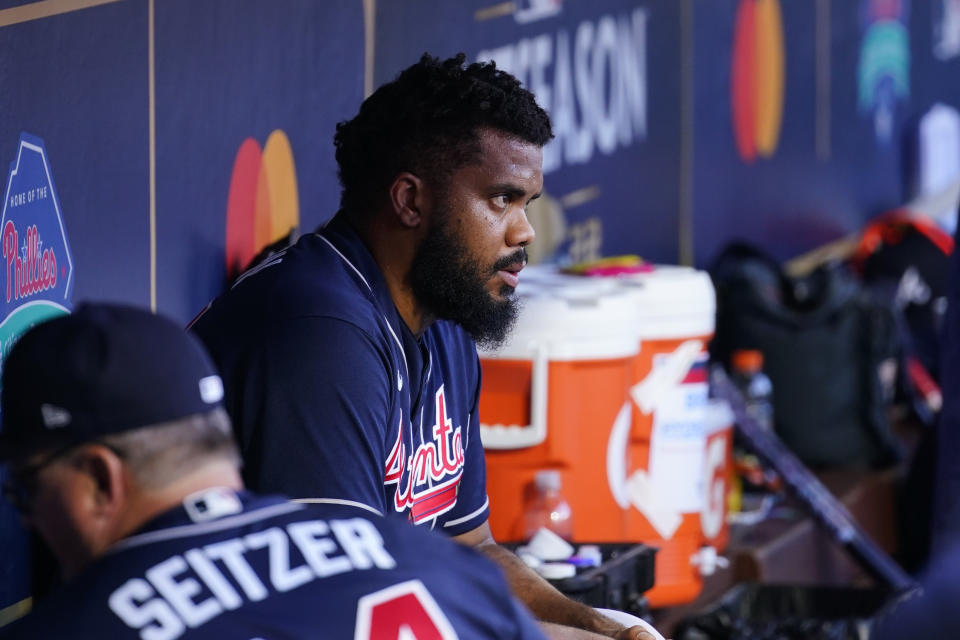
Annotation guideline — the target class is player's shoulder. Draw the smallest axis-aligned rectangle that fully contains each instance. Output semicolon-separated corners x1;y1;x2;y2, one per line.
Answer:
193;232;385;342
236;232;378;320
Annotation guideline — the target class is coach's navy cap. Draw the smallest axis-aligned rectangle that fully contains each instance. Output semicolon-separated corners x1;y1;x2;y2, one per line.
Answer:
0;303;225;460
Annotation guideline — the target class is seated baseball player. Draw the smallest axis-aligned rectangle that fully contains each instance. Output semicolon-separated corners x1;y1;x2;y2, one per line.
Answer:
191;52;659;640
0;303;555;639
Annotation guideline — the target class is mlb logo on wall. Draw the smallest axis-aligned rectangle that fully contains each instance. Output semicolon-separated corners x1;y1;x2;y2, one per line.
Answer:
0;133;74;366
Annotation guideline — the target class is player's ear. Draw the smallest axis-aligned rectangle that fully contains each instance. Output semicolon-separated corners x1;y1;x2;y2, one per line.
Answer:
388;172;425;229
76;444;126;513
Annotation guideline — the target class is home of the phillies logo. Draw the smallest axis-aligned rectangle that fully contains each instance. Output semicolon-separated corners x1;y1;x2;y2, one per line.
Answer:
0;133;74;366
384;385;465;524
3;222;58;302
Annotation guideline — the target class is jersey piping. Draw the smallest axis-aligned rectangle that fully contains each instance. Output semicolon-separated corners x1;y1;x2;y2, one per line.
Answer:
291;498;383;516
317;233;409;382
442;497;490;529
106;501;304;554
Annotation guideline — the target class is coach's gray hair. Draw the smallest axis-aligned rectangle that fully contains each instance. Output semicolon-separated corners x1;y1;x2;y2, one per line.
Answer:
99;407;241;489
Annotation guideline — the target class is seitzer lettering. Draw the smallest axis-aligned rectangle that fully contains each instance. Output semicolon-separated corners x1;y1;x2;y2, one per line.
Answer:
107;517;396;640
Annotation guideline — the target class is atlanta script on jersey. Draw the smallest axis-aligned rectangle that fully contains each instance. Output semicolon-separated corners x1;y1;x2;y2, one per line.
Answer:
191;213;490;535
0;490;544;639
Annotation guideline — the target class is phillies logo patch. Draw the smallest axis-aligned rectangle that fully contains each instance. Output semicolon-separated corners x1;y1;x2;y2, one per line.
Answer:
384;385;465;524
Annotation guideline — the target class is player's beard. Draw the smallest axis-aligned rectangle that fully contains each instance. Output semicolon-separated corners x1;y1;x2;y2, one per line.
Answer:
409;207;523;350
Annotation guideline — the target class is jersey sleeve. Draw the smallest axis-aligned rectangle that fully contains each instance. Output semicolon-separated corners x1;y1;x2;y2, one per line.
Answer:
449;540;547;640
237;315;393;515
377;518;546;640
440;347;490;536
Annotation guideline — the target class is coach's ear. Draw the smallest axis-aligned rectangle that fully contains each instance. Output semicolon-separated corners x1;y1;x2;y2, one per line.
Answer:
76;443;127;517
388;172;426;229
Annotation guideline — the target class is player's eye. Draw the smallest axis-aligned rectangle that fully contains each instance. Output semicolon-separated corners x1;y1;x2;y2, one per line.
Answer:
492;194;510;209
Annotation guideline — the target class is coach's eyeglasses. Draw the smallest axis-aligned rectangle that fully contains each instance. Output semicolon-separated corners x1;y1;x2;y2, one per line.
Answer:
2;440;125;515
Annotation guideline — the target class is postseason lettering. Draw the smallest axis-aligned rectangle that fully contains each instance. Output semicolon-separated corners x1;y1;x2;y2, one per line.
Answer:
3;221;57;302
107;517;396;640
478;8;648;174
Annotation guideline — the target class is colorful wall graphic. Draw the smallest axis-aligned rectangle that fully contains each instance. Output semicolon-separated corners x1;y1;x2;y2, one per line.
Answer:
225;130;300;279
730;0;785;163
858;0;910;144
0;134;74;358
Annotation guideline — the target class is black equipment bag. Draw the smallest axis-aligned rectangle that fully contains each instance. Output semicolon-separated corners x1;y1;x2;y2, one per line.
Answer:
710;243;900;469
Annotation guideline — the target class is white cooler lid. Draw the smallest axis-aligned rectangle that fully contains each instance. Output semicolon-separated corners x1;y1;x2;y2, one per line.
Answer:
617;265;716;339
480;269;640;361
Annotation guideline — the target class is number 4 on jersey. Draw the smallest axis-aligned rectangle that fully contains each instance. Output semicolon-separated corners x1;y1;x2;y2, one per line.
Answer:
354;579;458;640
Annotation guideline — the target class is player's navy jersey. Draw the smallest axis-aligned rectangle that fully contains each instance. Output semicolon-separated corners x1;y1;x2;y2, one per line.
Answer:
0;489;544;640
190;213;489;536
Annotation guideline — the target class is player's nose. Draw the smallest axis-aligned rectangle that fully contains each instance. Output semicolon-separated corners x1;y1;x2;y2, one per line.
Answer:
507;207;535;248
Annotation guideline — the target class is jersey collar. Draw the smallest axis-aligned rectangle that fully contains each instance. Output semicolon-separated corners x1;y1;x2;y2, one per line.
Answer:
126;489;268;538
319;213;427;396
318;212;399;322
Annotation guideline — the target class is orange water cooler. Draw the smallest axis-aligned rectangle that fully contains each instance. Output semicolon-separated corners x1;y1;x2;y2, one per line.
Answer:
480;265;726;608
617;266;720;606
480;271;641;542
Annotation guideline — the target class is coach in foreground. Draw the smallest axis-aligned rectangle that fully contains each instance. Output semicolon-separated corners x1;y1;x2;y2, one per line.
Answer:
0;304;554;639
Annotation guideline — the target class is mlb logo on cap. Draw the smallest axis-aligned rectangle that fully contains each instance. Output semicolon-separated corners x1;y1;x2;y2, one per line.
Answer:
199;376;224;405
39;404;71;429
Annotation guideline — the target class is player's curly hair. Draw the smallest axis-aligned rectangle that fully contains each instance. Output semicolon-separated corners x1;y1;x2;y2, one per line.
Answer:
334;52;553;219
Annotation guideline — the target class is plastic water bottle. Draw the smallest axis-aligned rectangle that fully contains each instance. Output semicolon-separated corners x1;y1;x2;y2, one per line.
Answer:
522;469;574;541
731;349;774;431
